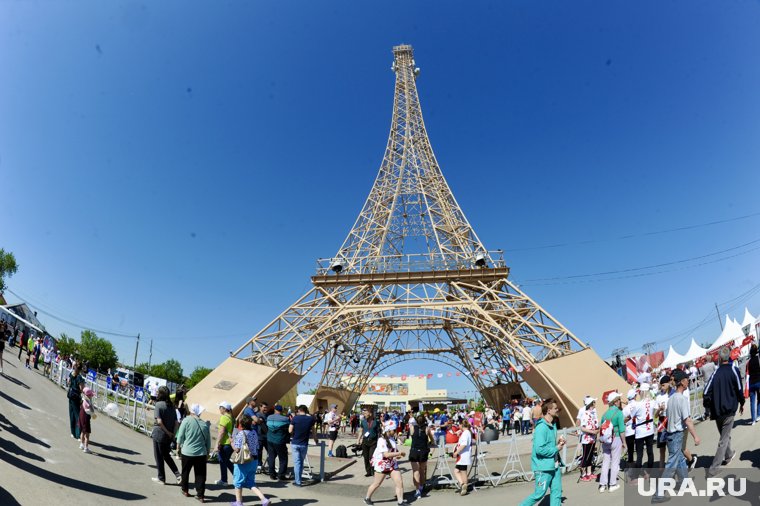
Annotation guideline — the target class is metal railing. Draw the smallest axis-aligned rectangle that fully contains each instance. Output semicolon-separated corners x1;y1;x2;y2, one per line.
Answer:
316;250;506;276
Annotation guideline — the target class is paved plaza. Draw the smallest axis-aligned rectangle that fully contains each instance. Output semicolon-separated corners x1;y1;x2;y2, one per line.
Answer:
1;357;759;505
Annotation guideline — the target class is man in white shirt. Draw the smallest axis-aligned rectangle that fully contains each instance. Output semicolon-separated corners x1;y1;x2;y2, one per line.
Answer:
324;404;340;457
655;375;672;468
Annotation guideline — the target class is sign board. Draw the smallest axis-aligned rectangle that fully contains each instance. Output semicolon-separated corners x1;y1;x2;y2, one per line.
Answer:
134;386;145;402
86;369;97;382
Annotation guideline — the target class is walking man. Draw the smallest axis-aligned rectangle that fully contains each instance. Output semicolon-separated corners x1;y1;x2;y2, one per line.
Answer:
703;346;744;478
289;405;319;486
651;369;701;503
266;404;290;480
358;406;381;477
518;398;565;506
324;404;340;457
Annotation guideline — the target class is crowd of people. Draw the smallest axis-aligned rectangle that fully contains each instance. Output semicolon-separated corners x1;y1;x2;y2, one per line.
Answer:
7;316;759;505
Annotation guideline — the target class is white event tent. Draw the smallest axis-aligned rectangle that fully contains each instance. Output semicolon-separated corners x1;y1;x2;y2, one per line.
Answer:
681;338;709;362
708;315;745;351
660;344;689;370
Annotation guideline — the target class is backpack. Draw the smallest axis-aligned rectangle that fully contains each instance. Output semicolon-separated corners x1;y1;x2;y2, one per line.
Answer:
335;445;348;458
599;419;614;444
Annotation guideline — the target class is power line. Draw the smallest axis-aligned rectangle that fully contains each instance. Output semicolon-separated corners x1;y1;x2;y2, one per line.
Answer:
505;209;760;252
518;239;760;286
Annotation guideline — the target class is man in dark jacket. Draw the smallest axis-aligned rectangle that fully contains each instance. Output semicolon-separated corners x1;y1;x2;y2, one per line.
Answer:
703;346;745;477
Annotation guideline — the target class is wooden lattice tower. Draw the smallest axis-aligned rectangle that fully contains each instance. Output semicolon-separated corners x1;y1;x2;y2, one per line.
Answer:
189;45;629;425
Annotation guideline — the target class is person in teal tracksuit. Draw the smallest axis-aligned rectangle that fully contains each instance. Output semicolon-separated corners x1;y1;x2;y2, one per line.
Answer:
519;398;565;506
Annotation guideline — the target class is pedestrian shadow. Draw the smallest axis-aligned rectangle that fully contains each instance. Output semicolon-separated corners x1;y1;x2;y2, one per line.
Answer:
88;441;140;455
0;413;52;449
278;500;318;505
0;485;22;505
95;452;145;466
740;448;760;467
0;438;45;462
0;390;30;409
1;373;30;389
0;448;146;501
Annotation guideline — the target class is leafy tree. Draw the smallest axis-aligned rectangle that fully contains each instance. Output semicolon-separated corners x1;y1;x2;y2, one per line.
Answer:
77;330;118;372
186;366;213;388
0;248;18;292
150;359;184;384
134;362;153;375
56;332;79;358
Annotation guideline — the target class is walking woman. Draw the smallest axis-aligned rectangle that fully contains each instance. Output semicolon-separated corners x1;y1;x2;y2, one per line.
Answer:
177;404;211;502
747;344;760;424
364;420;409;506
67;362;85;439
79;387;96;453
229;414;270;506
409;414;435;499
452;419;473;496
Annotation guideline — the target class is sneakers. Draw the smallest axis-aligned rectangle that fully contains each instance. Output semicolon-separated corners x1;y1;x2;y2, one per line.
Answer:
608;484;620;493
722;451;736;466
262;500;270;506
79;443;84;450
414;489;422;498
363;498;374;505
580;474;593;482
460;486;468;496
82;447;92;454
598;485;607;493
214;480;228;486
328;451;334;457
588;473;599;480
175;473;182;484
151;477;165;485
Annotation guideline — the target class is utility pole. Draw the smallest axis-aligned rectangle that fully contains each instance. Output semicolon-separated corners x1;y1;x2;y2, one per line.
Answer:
133;333;140;370
642;341;657;356
715;303;723;331
148;339;153;368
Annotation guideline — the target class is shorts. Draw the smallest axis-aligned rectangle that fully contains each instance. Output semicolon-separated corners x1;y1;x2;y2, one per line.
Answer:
233;460;258;489
408;448;429;463
329;430;338;441
656;431;667;449
455;464;468;471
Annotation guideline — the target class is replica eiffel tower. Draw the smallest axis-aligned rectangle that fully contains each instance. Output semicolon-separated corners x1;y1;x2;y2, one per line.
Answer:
189;45;628;425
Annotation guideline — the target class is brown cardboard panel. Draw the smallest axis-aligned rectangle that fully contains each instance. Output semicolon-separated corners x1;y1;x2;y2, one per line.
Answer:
310;386;362;415
520;348;630;427
187;357;301;426
482;382;525;408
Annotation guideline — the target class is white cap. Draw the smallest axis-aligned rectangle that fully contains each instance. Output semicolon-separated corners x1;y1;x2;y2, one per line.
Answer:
607;392;621;403
639;383;650;392
627;389;637;400
218;401;232;411
583;396;596;407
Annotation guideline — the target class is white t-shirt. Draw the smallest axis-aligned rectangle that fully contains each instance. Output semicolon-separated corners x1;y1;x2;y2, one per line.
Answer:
513;411;521;423
623;402;636;437
580;407;598;444
372;436;399;472
522;406;532;421
325;411;338;432
576;407;586;426
455;429;472;466
688;366;698;380
633;397;656;438
655;390;670;425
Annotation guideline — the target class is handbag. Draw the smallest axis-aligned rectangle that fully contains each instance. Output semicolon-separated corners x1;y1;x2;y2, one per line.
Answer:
230;430;254;464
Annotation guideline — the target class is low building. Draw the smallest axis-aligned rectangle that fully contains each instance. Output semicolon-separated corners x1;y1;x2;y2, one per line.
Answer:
351;375;448;412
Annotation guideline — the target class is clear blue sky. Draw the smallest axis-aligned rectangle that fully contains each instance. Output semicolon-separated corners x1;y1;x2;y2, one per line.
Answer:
2;1;759;397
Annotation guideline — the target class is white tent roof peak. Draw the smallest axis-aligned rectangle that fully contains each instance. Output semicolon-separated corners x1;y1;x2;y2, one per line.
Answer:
710;315;744;351
682;338;709;362
660;344;689;370
742;307;756;328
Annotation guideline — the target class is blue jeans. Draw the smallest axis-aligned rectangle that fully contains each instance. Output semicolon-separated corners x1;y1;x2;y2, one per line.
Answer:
749;383;760;422
656;431;687;498
519;469;562;506
217;444;234;483
521;420;531;434
292;444;308;485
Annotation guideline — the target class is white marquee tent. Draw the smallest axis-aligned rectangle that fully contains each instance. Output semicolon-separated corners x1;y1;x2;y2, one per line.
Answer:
681;338;709;362
709;315;745;351
660;344;690;370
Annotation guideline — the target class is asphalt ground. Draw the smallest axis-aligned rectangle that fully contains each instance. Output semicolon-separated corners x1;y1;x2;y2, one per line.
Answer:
1;355;759;505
